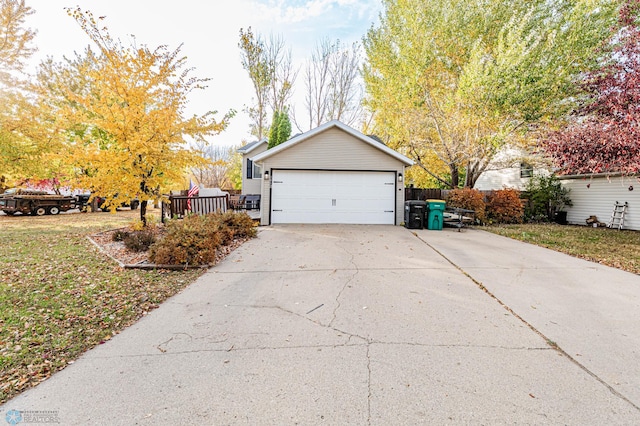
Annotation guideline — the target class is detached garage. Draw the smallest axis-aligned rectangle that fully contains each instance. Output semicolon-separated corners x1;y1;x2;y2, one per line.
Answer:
250;120;414;226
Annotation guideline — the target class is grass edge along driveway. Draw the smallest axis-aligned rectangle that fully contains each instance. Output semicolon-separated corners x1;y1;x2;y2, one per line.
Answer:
486;223;640;275
0;210;205;404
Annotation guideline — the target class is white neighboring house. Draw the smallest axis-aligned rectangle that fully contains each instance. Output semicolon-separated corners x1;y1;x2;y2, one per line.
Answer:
190;186;229;214
198;186;229;197
237;138;268;196
473;146;547;191
560;174;639;230
474;146;640;230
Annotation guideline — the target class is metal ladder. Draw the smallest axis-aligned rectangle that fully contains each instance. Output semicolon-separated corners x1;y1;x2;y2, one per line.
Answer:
608;201;628;230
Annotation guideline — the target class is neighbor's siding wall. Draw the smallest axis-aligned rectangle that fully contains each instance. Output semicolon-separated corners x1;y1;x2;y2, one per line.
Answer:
473;146;549;191
474;167;530;191
561;175;639;230
259;127;406;225
242;143;268;195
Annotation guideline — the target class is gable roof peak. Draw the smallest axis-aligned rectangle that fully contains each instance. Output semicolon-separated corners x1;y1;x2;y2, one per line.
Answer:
250;119;413;166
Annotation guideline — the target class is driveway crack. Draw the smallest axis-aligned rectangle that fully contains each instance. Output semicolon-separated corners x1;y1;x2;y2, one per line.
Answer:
156;332;193;353
366;342;372;425
373;341;551;351
91;342;370;359
330;241;360;327
240;304;370;343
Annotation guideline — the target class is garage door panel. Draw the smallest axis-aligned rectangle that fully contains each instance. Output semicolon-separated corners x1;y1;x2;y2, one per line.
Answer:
271;170;396;224
339;198;393;210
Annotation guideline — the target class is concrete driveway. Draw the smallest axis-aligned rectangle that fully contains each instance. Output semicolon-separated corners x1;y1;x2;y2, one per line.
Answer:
2;225;640;425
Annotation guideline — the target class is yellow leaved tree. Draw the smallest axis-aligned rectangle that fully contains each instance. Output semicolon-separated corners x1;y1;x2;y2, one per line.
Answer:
0;0;40;186
363;0;618;188
39;8;232;224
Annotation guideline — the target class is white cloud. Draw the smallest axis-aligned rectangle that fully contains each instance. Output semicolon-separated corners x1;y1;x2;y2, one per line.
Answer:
250;0;379;26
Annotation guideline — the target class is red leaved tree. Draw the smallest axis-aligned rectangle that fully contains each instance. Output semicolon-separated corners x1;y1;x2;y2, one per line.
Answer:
544;1;640;175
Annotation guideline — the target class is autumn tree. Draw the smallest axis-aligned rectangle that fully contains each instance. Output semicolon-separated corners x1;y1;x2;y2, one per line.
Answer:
268;110;291;148
265;34;296;115
0;0;36;183
226;148;242;190
41;8;232;225
239;27;270;139
544;1;640;175
0;0;34;83
363;0;618;188
239;27;296;139
304;38;363;129
190;143;235;189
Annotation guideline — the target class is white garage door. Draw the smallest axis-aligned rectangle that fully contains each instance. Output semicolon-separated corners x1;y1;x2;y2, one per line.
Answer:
271;170;396;224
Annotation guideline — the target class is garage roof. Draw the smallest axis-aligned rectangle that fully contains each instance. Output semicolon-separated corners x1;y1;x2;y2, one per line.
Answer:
237;138;268;154
251;120;414;166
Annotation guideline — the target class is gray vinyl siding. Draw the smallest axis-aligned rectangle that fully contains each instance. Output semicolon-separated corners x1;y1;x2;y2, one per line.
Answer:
260;176;271;225
261;127;402;170
474;167;548;191
242;143;268;195
561;176;639;230
258;128;406;225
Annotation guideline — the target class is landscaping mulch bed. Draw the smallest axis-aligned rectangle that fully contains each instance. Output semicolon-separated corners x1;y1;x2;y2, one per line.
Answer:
89;226;250;268
90;229;150;265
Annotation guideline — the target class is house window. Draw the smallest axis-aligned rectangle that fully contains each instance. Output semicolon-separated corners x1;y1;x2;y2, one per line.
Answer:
246;159;262;179
520;162;533;178
252;162;262;179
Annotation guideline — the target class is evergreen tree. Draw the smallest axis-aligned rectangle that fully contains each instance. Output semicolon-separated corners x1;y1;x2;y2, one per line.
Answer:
268;110;292;148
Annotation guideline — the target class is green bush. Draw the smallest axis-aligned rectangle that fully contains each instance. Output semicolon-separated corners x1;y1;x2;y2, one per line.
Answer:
445;188;486;223
523;174;572;222
485;188;524;224
123;230;156;252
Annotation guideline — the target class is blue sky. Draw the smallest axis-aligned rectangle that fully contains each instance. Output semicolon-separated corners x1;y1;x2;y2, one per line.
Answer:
25;0;383;146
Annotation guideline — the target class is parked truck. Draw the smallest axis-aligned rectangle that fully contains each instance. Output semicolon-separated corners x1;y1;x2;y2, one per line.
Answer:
0;188;78;216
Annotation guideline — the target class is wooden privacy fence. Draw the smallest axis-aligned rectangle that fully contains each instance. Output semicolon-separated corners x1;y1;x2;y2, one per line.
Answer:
161;194;228;222
405;188;502;202
405;188;443;201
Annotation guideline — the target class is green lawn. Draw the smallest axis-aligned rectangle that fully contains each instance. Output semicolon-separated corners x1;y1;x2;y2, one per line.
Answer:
486;223;640;275
0;209;205;404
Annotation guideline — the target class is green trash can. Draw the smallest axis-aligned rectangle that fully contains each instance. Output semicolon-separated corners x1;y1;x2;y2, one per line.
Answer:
425;199;446;230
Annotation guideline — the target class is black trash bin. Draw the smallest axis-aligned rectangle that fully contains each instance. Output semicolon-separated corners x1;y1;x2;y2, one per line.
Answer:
404;200;425;229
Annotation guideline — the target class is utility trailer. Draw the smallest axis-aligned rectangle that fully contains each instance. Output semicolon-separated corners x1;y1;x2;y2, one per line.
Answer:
0;189;77;216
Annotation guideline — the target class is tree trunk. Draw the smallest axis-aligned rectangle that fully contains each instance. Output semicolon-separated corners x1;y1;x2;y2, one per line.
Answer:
465;160;489;189
465;172;479;189
449;164;459;189
140;200;148;227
